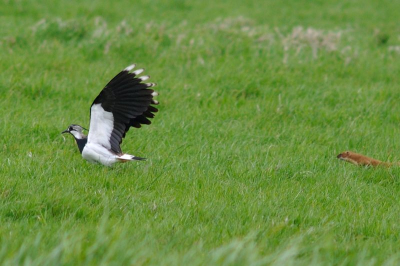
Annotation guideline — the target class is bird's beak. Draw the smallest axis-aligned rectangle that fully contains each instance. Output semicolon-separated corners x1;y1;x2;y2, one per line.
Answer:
61;129;70;134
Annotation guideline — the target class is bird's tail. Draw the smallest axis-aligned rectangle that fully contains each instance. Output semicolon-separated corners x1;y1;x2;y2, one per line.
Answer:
117;154;146;162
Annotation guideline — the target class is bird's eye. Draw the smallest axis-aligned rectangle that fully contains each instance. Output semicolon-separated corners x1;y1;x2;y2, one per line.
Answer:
69;126;73;131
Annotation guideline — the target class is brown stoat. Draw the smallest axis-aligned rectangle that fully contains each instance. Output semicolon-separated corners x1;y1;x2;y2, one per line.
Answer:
337;151;392;167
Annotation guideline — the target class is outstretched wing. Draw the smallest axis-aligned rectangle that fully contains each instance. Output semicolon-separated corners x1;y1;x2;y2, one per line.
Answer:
87;64;158;155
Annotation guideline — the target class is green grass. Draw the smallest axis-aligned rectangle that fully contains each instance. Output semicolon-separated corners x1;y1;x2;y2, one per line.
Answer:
1;0;400;264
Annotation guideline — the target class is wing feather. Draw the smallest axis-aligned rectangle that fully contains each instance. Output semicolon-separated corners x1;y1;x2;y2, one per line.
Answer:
87;65;158;154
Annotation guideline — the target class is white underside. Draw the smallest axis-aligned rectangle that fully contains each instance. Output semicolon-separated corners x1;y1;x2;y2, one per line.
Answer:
84;97;141;167
87;104;114;150
84;103;126;166
82;143;136;167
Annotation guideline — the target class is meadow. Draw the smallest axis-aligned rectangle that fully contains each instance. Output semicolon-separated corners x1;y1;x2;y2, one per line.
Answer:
1;0;400;264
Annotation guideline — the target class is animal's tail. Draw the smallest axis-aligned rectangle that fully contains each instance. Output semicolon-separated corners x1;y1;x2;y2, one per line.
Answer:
117;154;146;162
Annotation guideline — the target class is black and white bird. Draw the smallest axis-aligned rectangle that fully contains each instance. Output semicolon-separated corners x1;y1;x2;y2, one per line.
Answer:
62;64;158;167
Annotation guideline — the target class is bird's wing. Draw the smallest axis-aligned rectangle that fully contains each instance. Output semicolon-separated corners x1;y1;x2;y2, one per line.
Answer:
87;64;158;155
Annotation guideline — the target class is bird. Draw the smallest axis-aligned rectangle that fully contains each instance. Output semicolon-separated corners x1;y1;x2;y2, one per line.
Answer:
62;64;159;167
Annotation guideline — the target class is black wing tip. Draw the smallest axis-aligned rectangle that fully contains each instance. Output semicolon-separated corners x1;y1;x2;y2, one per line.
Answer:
133;156;146;161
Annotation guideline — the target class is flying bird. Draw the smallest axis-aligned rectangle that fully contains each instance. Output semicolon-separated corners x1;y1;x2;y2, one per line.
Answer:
62;64;158;166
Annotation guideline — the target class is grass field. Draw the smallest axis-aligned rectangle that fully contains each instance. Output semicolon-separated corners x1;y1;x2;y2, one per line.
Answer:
1;0;400;264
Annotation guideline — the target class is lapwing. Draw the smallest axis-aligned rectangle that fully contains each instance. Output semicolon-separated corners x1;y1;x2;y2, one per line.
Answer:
62;64;158;167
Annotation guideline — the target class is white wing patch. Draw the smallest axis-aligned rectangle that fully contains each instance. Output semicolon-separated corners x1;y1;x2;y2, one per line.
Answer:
87;104;114;150
132;69;144;75
124;64;136;71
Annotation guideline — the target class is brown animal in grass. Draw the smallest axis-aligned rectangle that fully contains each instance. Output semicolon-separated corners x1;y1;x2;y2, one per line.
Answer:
336;151;393;167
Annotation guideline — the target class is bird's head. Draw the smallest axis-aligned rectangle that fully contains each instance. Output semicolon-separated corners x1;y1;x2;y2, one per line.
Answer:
62;124;87;139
